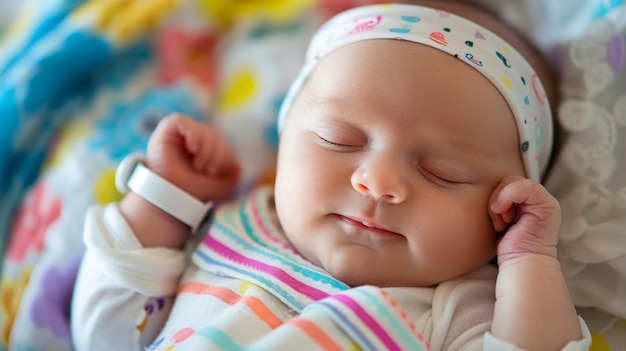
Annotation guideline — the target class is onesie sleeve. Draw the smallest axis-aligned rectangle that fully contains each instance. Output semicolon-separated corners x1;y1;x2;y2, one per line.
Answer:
483;317;592;351
71;204;187;351
427;266;592;350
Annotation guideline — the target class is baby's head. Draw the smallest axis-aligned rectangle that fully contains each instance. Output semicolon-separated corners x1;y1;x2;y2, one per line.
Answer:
274;3;555;287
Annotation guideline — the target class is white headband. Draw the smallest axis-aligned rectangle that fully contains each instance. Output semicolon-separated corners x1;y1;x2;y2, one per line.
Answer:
277;3;553;182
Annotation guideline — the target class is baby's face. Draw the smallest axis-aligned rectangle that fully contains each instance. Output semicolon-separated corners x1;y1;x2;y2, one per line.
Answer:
274;40;526;287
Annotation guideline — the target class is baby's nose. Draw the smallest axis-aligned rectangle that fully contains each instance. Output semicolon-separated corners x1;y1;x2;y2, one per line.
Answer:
351;157;408;204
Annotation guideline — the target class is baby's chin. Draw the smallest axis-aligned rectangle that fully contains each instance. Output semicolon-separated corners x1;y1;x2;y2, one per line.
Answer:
319;260;437;288
320;255;490;288
337;272;440;289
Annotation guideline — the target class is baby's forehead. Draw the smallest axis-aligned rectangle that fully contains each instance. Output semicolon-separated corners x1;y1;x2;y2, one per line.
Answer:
301;39;509;105
299;43;519;136
277;4;553;182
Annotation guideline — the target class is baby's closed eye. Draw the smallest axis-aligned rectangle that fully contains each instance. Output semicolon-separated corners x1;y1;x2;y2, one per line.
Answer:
313;124;368;151
316;134;362;151
413;160;475;187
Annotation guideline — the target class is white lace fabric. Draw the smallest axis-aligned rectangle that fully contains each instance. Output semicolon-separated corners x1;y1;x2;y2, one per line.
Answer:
544;12;626;319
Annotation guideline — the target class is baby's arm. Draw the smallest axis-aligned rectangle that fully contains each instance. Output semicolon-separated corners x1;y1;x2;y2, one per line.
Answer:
72;115;240;350
72;204;184;351
489;177;583;350
119;114;240;248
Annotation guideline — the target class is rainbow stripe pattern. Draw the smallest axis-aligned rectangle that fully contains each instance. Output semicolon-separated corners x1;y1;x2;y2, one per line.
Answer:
186;186;429;351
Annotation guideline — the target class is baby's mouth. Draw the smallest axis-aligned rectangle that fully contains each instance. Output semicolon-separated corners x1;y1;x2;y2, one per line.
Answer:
338;215;402;237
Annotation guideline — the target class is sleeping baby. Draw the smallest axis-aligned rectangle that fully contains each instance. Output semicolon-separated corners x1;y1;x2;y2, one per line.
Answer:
71;2;592;350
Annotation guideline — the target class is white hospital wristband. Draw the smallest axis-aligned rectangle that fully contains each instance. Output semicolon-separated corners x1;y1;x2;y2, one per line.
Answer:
115;153;212;233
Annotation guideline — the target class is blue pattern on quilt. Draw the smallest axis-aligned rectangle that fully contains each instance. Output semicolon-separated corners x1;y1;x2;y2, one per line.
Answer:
593;0;625;19
0;0;87;74
0;2;142;274
88;84;206;161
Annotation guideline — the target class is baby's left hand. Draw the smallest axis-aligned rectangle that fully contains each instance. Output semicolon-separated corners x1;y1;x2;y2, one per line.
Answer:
489;176;561;265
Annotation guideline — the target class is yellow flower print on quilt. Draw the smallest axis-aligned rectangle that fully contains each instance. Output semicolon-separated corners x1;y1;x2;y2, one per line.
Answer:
71;0;179;44
216;65;258;113
0;269;32;348
590;333;610;351
93;168;124;205
197;0;315;29
588;318;626;351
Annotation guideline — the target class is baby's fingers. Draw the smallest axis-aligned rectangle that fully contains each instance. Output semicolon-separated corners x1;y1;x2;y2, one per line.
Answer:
491;178;560;217
169;114;239;176
188;130;213;172
204;132;240;177
491;205;517;233
489;177;561;258
491;178;535;208
489;177;522;228
187;128;239;179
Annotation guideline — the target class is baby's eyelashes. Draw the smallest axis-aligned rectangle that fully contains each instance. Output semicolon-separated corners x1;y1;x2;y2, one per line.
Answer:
315;133;364;151
424;170;459;186
414;162;467;187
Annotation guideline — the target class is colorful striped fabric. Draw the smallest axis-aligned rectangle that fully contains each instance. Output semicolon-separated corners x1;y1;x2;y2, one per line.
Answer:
189;185;429;351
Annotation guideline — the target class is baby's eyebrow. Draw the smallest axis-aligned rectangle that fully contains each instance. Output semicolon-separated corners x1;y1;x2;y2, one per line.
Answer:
300;89;358;117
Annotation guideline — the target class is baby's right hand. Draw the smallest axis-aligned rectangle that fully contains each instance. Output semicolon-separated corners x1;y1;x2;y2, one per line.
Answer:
489;176;560;265
145;114;240;202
